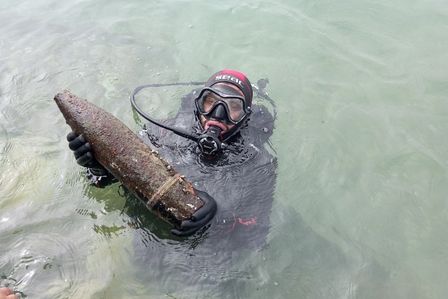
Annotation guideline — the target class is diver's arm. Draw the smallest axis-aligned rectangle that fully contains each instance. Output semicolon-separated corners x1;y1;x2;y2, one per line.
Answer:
67;131;117;187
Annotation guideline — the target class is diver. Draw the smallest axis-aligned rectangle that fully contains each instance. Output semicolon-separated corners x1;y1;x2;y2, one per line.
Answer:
67;69;277;240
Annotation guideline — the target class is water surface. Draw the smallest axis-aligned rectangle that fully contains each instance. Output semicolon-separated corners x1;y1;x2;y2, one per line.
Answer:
1;0;448;298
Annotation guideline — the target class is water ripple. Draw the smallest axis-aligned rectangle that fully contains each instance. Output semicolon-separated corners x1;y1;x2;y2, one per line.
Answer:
0;233;82;299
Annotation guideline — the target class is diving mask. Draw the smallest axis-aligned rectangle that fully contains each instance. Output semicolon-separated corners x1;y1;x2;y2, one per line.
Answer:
194;87;251;125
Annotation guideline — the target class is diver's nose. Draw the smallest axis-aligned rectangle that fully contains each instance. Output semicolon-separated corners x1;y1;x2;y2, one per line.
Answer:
209;104;228;121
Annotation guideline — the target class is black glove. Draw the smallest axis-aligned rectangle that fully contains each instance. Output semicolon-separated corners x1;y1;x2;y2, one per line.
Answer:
171;189;217;237
66;131;109;176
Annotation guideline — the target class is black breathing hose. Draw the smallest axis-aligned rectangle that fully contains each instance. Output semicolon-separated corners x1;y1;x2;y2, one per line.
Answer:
130;81;205;141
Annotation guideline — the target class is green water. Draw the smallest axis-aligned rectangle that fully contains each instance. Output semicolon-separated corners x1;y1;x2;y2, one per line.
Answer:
1;0;448;298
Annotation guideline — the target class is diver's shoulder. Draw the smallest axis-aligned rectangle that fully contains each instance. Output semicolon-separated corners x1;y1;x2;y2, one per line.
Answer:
250;103;274;119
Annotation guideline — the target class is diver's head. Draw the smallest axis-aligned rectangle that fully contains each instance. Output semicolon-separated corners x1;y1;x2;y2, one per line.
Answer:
195;70;253;143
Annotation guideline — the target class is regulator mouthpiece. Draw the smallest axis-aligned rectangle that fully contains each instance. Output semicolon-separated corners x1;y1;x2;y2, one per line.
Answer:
198;126;223;156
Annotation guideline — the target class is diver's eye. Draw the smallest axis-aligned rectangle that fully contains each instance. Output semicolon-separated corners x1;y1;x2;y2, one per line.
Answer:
229;102;240;110
202;96;217;112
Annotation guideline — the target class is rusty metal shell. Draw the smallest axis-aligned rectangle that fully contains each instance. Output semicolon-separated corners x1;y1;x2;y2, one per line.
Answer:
54;90;203;226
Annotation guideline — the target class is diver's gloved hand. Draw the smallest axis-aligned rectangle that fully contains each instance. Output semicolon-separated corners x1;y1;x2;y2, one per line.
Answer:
171;190;217;236
66;131;109;176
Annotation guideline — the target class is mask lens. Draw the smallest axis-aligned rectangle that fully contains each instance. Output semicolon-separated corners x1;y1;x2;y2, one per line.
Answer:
199;91;220;113
225;98;244;122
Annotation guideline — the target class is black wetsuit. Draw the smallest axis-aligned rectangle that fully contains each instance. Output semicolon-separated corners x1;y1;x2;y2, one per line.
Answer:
129;90;277;297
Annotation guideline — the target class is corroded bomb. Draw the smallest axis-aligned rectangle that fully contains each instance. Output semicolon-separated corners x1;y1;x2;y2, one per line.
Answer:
54;90;205;226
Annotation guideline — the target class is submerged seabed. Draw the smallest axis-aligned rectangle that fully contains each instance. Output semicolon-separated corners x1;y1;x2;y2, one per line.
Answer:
1;0;448;298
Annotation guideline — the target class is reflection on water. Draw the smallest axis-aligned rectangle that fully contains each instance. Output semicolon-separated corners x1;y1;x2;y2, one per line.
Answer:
1;0;448;298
